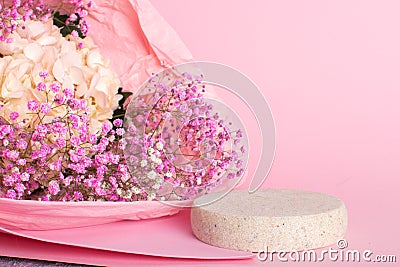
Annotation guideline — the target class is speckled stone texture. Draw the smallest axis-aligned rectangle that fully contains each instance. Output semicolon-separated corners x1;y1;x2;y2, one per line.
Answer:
191;189;347;252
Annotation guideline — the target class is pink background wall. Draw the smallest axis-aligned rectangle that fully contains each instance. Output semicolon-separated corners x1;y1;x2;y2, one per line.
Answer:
151;0;399;264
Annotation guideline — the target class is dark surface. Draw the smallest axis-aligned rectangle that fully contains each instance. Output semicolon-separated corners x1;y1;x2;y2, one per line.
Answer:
0;257;97;267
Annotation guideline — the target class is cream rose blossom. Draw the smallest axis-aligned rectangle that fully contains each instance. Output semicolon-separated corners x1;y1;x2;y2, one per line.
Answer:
0;19;121;133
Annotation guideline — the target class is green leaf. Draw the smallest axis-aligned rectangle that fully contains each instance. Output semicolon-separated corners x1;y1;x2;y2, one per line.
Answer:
53;11;86;38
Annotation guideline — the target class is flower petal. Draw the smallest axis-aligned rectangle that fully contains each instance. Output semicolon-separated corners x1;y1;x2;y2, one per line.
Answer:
24;43;44;62
52;59;65;82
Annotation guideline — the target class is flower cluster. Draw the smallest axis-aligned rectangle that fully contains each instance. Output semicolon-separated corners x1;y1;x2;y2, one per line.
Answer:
124;71;247;201
0;0;93;42
0;1;248;202
0;74;145;201
0;68;247;202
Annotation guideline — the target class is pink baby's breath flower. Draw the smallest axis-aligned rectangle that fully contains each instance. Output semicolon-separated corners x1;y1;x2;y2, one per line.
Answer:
68;163;86;174
79;9;89;18
14;183;26;195
118;164;128;173
41;195;50;201
71;30;79;38
80;99;87;110
49;160;62;171
48;180;60;195
55;138;66;148
66;99;80;110
26;167;36;174
5;150;19;161
102;121;112;135
16;139;27;149
113;119;123;127
40;103;51;114
116;128;125;136
76;148;86;157
88;134;97;144
35;124;49;136
69;14;78;22
36;82;46;91
70;136;81;147
9;112;19;120
236;169;244;177
63;88;74;99
74;191;83;200
27;100;39;110
5;189;17;199
128;125;136;133
80;20;89;35
50;81;61;93
54;94;65;104
17;159;26;166
3;175;15;187
21;172;30;182
99;137;109;146
13;0;21;8
70;153;80;163
39;71;49;78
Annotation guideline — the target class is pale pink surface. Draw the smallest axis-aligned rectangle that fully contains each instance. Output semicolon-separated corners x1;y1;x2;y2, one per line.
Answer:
0;233;256;266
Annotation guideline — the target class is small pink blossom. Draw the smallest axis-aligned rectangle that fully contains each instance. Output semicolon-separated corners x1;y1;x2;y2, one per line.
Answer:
116;128;125;136
27;100;39;110
48;180;60;195
71;30;79;38
16;139;27;149
63;88;74;99
55;138;66;148
40;103;51;114
50;81;61;93
39;71;49;78
5;189;17;199
54;94;65;104
70;136;81;147
9;112;19;121
102;121;112;135
36;82;46;91
113;119;123;127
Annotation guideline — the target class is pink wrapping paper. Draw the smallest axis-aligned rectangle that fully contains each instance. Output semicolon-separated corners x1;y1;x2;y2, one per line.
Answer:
87;0;193;92
0;198;184;230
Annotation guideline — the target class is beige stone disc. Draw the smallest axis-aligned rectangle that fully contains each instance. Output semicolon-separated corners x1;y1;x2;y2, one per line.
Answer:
191;189;347;252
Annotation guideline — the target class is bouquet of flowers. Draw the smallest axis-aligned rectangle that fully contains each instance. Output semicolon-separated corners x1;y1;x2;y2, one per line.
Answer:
0;0;247;202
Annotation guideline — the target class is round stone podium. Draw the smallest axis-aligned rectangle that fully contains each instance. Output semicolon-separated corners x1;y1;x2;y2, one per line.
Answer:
191;189;347;252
